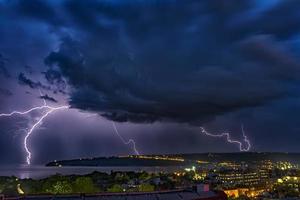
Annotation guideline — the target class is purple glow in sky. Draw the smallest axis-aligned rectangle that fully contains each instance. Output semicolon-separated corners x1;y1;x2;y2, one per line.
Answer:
1;0;300;164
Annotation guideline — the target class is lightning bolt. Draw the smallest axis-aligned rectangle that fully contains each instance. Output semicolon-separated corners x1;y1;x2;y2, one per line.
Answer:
200;124;251;151
241;124;251;151
112;122;140;155
0;94;250;163
24;105;68;164
0;99;68;164
0;105;51;117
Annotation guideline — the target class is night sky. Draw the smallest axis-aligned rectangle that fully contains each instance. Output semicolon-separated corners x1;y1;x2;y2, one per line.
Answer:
1;0;300;165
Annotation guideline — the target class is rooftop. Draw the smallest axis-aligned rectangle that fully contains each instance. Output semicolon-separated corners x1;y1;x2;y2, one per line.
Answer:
4;190;227;200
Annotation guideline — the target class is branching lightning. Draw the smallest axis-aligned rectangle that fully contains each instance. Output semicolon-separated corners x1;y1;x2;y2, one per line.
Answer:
112;122;140;155
0;98;141;163
0;105;50;117
0;100;68;164
23;105;68;164
241;124;251;151
0;93;250;164
200;124;251;151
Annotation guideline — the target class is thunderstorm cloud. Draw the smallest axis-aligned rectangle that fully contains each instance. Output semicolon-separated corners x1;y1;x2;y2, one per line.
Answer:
41;0;300;124
1;0;300;162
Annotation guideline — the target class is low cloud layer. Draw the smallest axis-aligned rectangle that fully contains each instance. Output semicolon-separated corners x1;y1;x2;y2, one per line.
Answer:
18;73;50;90
39;94;57;103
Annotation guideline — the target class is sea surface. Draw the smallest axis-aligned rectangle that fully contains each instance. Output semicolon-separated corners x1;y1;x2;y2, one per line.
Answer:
0;165;185;179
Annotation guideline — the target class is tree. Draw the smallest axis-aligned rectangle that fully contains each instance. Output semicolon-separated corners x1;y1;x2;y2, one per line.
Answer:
107;184;123;193
73;177;98;193
138;183;154;192
20;179;41;194
0;183;5;193
45;181;72;194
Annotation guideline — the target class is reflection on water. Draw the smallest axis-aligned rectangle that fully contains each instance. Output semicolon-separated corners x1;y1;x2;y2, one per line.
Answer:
0;165;185;179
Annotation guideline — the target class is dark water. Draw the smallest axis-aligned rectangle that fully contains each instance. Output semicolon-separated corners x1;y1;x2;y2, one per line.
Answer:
0;165;185;179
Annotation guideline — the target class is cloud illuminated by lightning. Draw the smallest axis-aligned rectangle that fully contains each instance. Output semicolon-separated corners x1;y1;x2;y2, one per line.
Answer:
0;98;249;163
200;124;251;151
0;100;140;163
112;122;140;155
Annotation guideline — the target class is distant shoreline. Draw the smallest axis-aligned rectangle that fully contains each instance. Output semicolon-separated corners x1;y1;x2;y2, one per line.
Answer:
46;152;300;167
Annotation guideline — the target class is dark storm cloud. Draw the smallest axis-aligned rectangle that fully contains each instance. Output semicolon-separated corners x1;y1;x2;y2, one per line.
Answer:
42;69;67;92
4;0;300;124
0;88;13;96
12;0;63;26
18;71;66;94
39;94;57;103
24;65;34;74
18;73;50;90
232;0;300;39
0;53;10;78
0;65;9;78
42;0;300;124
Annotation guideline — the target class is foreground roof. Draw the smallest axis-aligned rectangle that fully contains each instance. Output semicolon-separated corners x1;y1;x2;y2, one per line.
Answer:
5;190;227;200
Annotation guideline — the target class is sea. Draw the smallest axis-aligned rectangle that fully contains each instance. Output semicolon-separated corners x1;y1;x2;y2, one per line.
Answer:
0;165;186;179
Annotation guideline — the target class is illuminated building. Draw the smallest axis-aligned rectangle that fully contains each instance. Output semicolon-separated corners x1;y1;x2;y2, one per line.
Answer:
276;176;300;192
218;162;243;170
275;161;297;170
215;168;270;189
224;188;265;198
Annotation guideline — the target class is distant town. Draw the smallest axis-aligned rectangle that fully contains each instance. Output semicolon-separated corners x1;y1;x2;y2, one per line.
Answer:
0;152;300;199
